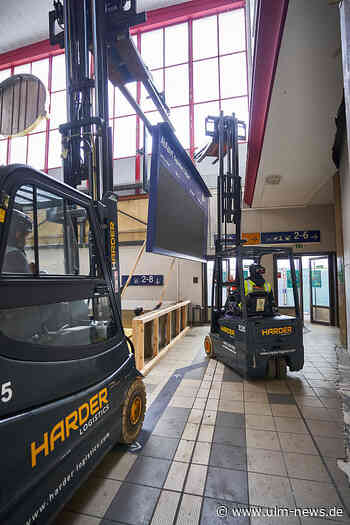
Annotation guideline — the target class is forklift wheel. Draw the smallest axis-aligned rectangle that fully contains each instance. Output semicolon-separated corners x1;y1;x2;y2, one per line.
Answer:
266;359;276;379
204;335;215;358
119;378;146;444
276;358;287;379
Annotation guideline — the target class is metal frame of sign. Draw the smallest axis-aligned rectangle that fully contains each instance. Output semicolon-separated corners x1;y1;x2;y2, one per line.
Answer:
147;122;211;262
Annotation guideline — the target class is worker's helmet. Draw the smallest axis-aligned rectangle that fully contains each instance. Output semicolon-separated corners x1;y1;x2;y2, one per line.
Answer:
8;209;32;245
249;263;265;280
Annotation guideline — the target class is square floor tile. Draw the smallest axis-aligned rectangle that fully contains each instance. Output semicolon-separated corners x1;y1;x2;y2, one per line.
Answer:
271;404;301;418
164;461;189;491
220;390;244;402
301;406;336;421
174;439;195;462
244;390;269;404
151;490;181;525
290;478;346;515
188;408;204;424
105;482;160;525
205;467;248;504
170;395;195;408
245;414;275;431
248;473;294;508
194;398;207;410
278;432;318;455
247;448;286;476
198;425;215;443
200;498;249;525
216;411;245;428
176;493;202;525
313;436;346;459
284;452;331;482
244;403;272;416
153;417;187;438
267;393;296;405
206;398;219;411
307;420;344;438
162;407;191;421
185;463;208;495
213;426;246;448
140;436;180;460
210;443;247;471
246;429;280;451
67;477;121;518
294;395;324;408
126;456;170;488
94;451;137;481
192;441;212;465
202;410;217;425
219;399;244;413
182;422;200;440
273;416;308;434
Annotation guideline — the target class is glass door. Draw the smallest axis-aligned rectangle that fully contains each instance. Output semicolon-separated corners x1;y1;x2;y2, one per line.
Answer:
275;257;303;319
309;256;331;325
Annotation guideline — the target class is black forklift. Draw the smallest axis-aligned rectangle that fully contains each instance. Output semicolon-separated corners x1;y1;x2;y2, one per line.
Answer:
201;114;304;379
0;1;173;524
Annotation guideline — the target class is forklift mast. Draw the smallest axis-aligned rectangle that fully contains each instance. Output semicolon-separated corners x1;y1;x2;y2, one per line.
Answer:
48;0;172;293
204;113;246;312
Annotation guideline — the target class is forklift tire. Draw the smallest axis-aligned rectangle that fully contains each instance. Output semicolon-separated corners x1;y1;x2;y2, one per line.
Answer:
266;359;277;379
204;335;215;358
119;378;146;444
276;358;287;379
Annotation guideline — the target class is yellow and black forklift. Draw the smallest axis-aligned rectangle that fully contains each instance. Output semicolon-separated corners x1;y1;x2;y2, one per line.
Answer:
0;1;174;523
200;114;304;378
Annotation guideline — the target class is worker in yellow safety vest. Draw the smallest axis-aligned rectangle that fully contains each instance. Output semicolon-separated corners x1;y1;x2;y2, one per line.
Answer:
244;264;276;315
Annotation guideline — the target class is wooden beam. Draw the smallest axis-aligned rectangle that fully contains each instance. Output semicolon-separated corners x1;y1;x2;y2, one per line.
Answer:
152;317;159;357
132;318;144;371
166;312;172;344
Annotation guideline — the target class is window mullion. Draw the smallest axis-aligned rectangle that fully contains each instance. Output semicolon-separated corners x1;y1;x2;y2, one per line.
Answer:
188;19;195;159
32;186;39;275
44;55;53;173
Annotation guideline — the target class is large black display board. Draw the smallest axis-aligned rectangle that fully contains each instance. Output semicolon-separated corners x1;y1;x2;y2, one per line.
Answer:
147;123;210;262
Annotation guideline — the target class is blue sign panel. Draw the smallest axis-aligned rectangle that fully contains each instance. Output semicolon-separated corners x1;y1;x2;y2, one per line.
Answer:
261;231;321;244
121;275;164;286
147;123;211;262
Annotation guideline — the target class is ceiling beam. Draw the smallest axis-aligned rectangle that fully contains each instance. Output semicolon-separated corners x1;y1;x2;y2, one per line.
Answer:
243;0;289;207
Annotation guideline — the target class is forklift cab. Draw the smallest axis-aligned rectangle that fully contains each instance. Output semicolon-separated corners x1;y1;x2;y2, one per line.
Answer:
0;165;146;525
206;245;304;379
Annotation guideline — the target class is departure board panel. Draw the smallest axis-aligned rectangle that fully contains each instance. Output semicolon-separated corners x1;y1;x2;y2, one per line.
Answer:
147;123;210;262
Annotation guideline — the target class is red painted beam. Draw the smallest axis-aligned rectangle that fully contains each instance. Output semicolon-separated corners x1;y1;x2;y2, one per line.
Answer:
132;0;245;33
0;40;61;69
243;0;289;207
0;0;244;70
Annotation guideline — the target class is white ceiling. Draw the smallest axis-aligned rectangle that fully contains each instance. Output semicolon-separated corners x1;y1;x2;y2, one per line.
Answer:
252;0;343;208
0;0;189;54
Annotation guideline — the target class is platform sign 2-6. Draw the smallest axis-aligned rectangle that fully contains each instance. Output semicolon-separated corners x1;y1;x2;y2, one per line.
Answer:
261;230;320;244
122;275;164;286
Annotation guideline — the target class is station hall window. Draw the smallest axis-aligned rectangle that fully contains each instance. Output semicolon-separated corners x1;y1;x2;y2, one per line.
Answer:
0;5;248;181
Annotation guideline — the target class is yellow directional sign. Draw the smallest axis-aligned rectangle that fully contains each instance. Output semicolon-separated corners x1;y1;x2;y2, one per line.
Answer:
242;232;261;245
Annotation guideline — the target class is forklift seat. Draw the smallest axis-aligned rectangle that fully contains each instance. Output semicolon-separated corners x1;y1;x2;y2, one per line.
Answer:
246;291;274;317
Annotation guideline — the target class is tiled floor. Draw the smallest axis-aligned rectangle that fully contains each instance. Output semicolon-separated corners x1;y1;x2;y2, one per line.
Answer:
54;323;350;525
